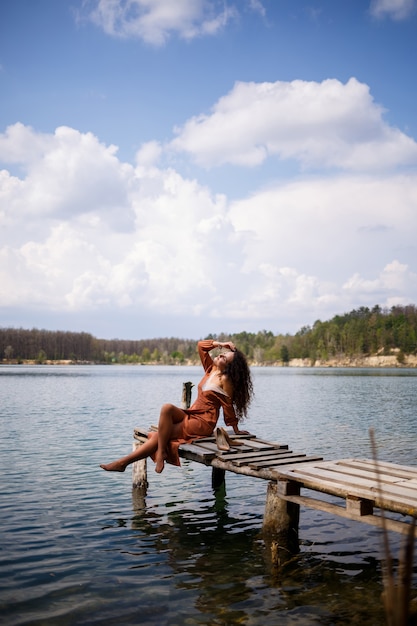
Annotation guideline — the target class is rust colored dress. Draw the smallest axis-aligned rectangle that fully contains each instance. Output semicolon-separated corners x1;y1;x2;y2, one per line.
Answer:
160;340;238;467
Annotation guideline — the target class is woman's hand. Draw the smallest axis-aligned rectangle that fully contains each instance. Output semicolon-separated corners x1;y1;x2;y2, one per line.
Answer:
217;340;236;352
233;427;250;435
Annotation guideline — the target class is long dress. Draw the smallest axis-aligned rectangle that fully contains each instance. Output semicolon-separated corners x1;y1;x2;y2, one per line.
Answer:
159;340;238;467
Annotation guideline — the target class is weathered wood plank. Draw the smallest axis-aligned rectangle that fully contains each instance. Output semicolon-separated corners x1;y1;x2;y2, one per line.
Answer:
248;453;312;468
281;493;414;535
316;458;417;480
216;449;294;464
258;455;324;468
337;459;417;481
178;443;217;465
340;458;417;479
270;464;417;514
192;433;255;443
235;439;280;451
277;463;417;501
230;452;302;467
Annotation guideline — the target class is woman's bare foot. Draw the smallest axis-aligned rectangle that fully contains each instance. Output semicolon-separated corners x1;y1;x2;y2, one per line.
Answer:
155;455;165;473
100;461;126;472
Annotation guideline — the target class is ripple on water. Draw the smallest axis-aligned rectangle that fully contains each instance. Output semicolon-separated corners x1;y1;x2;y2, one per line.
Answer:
1;365;416;625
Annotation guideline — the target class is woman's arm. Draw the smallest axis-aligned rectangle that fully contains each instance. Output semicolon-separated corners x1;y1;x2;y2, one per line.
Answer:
222;399;249;435
197;340;215;372
213;340;236;352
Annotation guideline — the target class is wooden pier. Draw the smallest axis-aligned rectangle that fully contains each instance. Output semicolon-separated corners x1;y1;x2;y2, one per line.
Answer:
133;427;417;543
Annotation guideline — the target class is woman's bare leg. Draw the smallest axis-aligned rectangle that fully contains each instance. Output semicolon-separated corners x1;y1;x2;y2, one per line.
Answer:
154;403;186;473
100;433;158;472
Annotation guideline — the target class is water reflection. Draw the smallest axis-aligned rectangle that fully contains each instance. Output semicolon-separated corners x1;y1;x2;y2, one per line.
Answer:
126;484;391;625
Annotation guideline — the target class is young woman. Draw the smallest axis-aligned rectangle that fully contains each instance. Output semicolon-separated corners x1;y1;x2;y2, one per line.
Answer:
100;339;253;474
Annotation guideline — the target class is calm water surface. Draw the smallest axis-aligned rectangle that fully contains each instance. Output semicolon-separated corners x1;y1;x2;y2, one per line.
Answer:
1;365;417;625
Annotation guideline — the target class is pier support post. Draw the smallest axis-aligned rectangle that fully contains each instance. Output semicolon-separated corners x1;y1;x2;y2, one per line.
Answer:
181;381;194;409
212;467;226;495
132;440;148;492
263;481;300;564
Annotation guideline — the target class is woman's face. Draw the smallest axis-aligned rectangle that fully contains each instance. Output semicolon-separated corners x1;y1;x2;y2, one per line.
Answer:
215;351;235;371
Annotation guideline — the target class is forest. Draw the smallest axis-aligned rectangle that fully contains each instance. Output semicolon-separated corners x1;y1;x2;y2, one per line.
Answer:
1;304;416;365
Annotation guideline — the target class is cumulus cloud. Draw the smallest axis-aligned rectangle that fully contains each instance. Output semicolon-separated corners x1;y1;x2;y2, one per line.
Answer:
83;0;239;45
0;124;134;232
224;171;417;323
169;78;417;170
343;261;417;312
1;75;417;333
0;124;244;317
370;0;416;20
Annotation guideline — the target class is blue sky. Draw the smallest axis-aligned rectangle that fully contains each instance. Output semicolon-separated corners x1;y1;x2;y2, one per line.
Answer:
1;0;417;340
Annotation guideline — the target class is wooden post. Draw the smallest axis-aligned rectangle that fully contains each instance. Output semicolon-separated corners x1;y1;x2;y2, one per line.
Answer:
181;381;194;409
132;440;148;492
263;481;300;563
181;380;225;494
212;467;226;495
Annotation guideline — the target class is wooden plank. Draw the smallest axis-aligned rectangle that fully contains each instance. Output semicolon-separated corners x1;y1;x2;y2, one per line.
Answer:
188;441;253;455
281;494;414;536
248;453;309;468
215;448;294;463
178;443;216;465
278;464;417;503
337;459;417;481
236;439;279;451
343;458;417;477
263;455;324;468
134;427;151;440
179;442;215;457
324;459;417;482
280;464;391;490
192;433;255;443
270;465;417;514
230;452;303;467
251;438;289;449
346;496;374;516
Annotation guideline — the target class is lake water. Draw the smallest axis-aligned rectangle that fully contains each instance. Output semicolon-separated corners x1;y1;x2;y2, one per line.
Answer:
1;364;417;625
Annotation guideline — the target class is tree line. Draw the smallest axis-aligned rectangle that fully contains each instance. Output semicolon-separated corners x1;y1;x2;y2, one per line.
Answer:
1;304;416;365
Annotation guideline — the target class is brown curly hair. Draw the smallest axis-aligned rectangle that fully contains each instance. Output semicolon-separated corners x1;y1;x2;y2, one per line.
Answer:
224;349;254;420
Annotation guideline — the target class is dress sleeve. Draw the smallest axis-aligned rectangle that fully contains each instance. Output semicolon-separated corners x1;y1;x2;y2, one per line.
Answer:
220;396;238;428
197;340;215;373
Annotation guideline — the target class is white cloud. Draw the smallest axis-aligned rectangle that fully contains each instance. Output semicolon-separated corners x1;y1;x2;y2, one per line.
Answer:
169;78;417;171
0;125;242;317
83;0;238;45
226;171;417;322
229;172;417;273
370;0;416;20
1;72;417;333
0;124;134;232
248;0;266;17
343;260;417;305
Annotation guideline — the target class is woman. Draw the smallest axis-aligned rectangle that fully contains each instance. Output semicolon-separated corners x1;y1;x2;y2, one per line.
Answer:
100;339;253;474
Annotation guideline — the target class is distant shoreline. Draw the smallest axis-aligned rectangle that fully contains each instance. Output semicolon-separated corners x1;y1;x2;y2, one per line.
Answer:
2;354;417;368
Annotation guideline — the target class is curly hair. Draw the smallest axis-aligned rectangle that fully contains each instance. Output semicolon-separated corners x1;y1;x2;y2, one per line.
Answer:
224;349;254;420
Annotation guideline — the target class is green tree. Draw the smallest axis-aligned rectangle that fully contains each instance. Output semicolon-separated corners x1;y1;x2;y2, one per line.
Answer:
37;349;47;364
280;345;290;364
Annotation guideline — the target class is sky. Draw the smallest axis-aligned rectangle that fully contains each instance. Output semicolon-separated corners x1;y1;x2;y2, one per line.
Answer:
1;0;417;341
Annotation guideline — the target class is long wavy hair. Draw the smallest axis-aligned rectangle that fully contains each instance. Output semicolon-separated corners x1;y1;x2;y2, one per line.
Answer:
224;349;254;420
